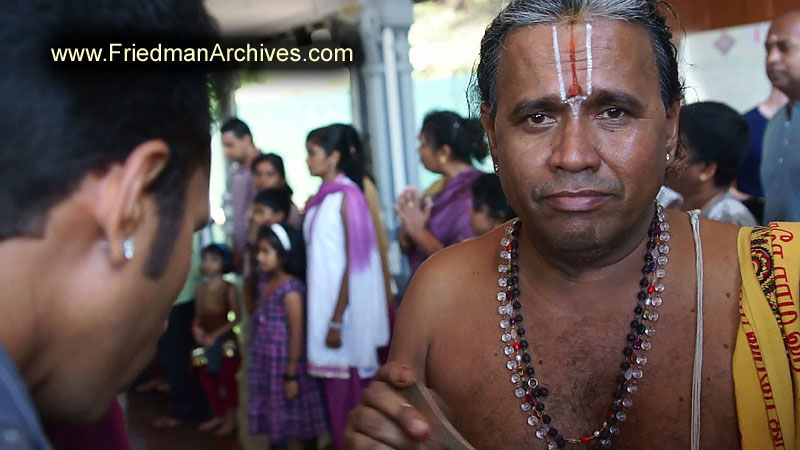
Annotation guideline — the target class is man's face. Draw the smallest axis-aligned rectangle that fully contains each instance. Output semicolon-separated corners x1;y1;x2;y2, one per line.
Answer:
253;160;283;191
221;131;250;164
483;20;677;256
39;169;210;422
766;13;800;100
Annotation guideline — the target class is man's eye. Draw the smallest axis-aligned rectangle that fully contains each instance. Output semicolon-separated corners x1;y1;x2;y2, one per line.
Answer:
601;108;625;119
526;114;553;125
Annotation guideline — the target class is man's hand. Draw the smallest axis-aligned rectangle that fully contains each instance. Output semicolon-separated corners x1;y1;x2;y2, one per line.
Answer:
344;362;433;449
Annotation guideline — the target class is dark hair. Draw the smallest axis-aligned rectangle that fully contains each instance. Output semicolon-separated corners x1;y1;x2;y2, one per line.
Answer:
421;111;488;164
220;118;252;140
338;124;375;180
472;173;516;221
306;123;365;189
1;0;215;278
256;224;306;281
476;0;683;116
253;187;292;219
201;243;233;275
251;153;293;195
679;101;749;187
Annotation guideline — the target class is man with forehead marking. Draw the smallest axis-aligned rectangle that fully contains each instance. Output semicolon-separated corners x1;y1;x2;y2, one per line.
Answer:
553;20;593;117
345;1;800;449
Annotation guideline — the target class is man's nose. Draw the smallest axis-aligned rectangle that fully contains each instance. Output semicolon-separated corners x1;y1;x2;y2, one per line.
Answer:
766;45;782;65
547;115;601;173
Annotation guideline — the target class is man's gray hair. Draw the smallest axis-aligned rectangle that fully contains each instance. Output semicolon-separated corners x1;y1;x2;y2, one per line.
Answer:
476;0;682;116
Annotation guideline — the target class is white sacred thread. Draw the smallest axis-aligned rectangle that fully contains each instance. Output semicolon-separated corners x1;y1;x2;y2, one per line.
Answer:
586;22;593;96
552;25;567;101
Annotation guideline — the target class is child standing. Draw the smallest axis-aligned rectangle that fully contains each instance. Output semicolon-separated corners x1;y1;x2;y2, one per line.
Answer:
244;187;293;314
192;244;241;437
249;224;327;450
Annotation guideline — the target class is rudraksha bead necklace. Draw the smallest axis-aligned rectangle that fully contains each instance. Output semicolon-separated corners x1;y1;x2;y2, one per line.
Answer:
496;204;670;449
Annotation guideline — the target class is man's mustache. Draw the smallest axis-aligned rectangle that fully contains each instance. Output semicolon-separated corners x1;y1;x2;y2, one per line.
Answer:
531;174;624;199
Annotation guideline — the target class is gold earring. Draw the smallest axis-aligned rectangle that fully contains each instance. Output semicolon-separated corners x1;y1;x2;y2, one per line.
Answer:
439;155;448;165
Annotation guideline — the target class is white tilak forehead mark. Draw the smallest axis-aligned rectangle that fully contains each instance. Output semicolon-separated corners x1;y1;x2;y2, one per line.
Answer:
552;25;567;102
586;22;593;96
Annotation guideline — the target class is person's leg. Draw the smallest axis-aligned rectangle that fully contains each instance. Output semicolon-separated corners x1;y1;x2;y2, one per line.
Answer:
197;367;225;431
163;301;211;421
213;356;241;437
322;369;373;450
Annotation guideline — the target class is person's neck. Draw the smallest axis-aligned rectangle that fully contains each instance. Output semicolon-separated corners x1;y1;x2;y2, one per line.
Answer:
265;268;290;290
0;241;49;384
321;170;341;184
758;88;790;119
516;205;657;310
441;161;473;182
681;185;726;212
237;147;258;167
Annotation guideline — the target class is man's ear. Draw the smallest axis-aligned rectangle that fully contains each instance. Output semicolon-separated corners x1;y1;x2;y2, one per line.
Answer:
275;210;287;224
665;100;680;160
480;104;498;168
96;139;170;264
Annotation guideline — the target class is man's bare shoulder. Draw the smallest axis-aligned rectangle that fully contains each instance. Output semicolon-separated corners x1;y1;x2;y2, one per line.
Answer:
412;225;504;290
697;216;748;275
389;225;506;371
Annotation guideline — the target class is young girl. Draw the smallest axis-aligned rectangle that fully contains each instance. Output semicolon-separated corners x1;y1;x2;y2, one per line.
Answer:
249;224;327;450
192;244;241;437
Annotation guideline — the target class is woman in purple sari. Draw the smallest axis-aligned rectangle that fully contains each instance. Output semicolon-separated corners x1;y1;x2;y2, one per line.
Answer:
395;111;489;274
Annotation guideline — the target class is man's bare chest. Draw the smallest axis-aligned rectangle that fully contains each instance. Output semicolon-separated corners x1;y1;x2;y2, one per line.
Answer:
425;287;740;449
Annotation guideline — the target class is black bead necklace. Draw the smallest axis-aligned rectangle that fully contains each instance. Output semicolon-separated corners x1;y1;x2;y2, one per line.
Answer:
495;204;670;449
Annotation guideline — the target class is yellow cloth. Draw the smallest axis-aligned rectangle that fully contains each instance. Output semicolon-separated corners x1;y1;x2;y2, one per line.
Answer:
423;177;447;204
735;223;800;450
362;177;394;306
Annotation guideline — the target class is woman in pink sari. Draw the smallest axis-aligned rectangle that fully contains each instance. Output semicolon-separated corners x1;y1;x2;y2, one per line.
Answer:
302;124;390;450
395;110;489;274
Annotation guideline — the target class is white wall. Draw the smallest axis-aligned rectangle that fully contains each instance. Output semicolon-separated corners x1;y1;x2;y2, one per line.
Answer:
679;21;772;112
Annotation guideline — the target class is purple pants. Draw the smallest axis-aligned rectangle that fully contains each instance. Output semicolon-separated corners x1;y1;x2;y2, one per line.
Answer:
321;368;374;450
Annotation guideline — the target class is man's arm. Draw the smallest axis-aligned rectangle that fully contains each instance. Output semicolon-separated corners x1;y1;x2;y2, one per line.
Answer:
344;246;454;448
